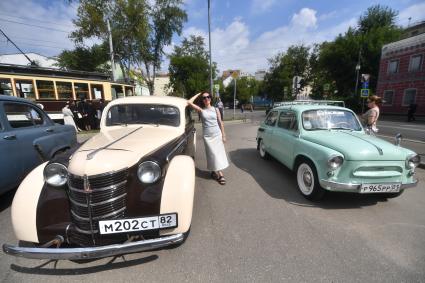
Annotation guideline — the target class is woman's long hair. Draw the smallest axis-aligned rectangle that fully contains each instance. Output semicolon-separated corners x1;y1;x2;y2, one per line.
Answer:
199;91;211;109
368;95;382;106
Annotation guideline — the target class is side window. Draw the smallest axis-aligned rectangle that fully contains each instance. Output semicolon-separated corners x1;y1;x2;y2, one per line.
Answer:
4;103;44;128
265;111;278;126
277;111;298;131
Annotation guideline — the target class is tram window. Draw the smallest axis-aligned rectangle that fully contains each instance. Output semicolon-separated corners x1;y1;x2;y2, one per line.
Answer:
36;80;55;99
0;78;13;95
74;83;89;100
15;80;35;99
56;81;73;100
125;86;134;96
111;85;124;99
91;84;104;99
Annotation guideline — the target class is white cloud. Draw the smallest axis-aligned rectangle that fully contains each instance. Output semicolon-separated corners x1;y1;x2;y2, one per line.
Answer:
398;2;425;27
0;0;77;57
179;7;359;74
291;8;318;29
251;0;278;14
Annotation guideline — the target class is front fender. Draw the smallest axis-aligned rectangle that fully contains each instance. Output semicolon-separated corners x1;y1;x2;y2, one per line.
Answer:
11;162;48;243
33;130;76;159
160;155;195;236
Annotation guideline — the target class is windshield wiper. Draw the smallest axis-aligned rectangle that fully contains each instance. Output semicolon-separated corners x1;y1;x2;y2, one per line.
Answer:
331;127;353;131
309;127;329;131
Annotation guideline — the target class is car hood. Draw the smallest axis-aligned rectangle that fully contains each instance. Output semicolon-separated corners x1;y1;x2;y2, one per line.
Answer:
68;126;182;176
302;130;410;161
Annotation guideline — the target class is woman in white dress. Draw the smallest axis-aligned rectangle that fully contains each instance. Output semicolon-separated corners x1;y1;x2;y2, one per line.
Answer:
62;101;79;132
188;92;229;185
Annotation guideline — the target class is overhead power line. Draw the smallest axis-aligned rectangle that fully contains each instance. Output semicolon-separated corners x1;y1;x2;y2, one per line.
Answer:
0;19;70;33
0;12;74;29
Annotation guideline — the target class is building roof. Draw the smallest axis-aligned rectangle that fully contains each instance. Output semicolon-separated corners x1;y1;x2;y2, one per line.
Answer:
381;33;425;58
0;53;58;68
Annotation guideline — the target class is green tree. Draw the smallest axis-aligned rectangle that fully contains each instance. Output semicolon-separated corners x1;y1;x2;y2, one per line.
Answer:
71;0;187;95
56;42;109;72
168;35;216;98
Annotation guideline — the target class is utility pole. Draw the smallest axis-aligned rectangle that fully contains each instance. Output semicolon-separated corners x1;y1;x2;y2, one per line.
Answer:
106;19;116;82
354;49;361;98
0;28;35;65
233;77;237;120
208;0;213;96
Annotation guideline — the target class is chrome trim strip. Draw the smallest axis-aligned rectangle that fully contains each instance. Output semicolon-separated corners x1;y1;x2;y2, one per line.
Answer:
68;181;127;193
166;136;187;162
69;192;127;207
69;167;128;180
85;126;143;160
3;234;184;260
401;179;418;189
340;132;383;155
320;179;361;191
71;206;126;221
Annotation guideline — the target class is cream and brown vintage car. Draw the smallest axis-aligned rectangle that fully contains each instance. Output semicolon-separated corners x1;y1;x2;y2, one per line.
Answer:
3;96;196;260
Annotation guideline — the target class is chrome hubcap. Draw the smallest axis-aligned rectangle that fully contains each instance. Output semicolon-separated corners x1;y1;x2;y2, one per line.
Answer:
297;163;314;195
303;171;312;187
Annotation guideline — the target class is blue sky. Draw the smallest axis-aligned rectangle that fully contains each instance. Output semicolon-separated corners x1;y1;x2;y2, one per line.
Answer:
0;0;424;73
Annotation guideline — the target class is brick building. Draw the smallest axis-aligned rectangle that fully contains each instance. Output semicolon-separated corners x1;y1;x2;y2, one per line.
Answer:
376;25;425;115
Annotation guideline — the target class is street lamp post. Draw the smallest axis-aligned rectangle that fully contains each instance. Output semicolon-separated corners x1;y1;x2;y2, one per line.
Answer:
208;0;213;96
354;49;361;97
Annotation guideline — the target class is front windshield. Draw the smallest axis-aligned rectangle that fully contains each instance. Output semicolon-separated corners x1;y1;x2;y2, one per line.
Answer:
106;104;180;127
302;109;362;131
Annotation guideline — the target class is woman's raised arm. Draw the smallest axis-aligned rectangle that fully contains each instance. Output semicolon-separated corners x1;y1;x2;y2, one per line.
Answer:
187;92;203;112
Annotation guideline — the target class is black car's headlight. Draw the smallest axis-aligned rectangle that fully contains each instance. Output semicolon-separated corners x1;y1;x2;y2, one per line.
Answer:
406;154;420;169
43;163;68;186
137;161;161;184
327;155;344;170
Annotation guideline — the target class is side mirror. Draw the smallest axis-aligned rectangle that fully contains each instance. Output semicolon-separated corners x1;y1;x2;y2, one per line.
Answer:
395;133;403;147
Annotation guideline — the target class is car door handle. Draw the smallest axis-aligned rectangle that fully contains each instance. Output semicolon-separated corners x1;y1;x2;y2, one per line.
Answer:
45;128;54;133
3;134;16;140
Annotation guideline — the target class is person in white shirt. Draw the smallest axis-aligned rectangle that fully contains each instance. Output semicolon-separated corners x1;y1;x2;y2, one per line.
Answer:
62;101;79;132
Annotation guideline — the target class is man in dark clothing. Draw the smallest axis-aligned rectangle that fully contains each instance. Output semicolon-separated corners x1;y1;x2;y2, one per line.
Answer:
407;102;417;122
78;98;90;130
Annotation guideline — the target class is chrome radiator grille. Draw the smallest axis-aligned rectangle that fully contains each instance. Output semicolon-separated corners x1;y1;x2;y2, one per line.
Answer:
68;169;128;235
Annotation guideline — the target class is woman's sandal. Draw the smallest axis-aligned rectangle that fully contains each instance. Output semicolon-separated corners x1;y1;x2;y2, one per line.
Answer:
217;176;226;185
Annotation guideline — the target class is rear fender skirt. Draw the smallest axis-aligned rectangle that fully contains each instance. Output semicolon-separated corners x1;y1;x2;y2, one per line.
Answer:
11;162;48;243
160;155;195;235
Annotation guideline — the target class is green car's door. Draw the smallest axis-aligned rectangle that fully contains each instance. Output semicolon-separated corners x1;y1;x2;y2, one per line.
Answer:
271;110;298;168
259;110;278;155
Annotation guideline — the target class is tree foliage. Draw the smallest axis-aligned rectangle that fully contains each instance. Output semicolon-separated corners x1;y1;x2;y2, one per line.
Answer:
71;0;187;95
56;42;109;72
168;35;216;98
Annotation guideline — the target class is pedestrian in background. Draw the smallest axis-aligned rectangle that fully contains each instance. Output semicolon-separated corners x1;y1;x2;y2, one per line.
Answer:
78;98;90;131
62;101;79;132
362;95;382;134
97;98;105;127
87;100;97;130
407;101;417;122
187;91;229;185
215;97;224;121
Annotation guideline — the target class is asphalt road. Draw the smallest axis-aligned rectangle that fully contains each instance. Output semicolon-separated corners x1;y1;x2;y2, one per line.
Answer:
1;120;425;282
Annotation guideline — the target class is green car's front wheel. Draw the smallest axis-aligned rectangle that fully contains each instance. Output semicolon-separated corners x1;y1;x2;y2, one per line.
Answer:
258;139;270;159
296;160;325;201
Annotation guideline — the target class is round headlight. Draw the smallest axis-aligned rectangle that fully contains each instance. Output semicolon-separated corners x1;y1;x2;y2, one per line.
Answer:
327;155;344;170
43;163;68;187
406;154;420;169
137;161;161;184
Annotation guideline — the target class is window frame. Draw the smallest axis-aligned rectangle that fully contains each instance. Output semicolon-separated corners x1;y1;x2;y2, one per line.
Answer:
56;81;73;100
264;110;278;126
382;90;394;106
36;80;56;100
402;88;417;107
409;54;423;72
387;59;399;74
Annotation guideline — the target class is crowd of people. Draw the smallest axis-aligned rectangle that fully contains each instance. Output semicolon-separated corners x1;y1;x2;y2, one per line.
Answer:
62;98;106;132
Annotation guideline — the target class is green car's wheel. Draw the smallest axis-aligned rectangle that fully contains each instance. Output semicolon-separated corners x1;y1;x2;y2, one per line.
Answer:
296;160;325;201
258;139;270;159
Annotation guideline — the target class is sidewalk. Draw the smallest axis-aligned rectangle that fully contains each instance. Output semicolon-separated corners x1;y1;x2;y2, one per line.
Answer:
379;114;425;123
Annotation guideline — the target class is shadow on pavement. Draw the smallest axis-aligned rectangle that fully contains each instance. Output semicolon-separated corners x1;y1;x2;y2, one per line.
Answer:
0;189;16;213
195;168;212;180
10;254;158;275
229;148;389;209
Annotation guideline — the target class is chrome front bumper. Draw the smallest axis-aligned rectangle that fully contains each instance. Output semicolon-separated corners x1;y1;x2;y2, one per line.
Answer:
319;179;418;192
2;233;184;260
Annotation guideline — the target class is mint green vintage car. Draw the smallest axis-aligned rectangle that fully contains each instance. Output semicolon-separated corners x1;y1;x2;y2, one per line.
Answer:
256;102;420;200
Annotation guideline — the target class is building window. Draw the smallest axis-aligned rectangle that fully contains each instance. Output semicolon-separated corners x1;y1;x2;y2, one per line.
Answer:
56;81;73;100
0;78;13;95
409;54;423;72
383;90;394;106
387;60;398;74
15;80;35;99
74;83;89;100
91;84;104;99
36;80;55;99
402;89;417;106
111;85;124;99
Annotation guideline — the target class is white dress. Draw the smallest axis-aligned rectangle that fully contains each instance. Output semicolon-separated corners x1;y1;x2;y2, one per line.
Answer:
200;107;229;171
62;106;78;132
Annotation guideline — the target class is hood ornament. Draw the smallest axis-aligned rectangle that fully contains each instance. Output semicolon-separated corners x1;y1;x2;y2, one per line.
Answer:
83;175;92;193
